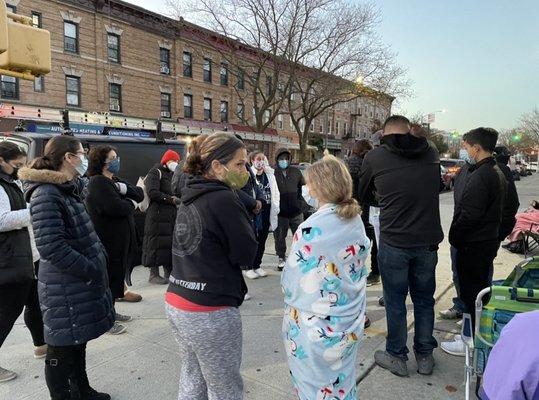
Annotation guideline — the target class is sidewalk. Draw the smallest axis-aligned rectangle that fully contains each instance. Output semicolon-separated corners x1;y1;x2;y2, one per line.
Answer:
1;179;535;399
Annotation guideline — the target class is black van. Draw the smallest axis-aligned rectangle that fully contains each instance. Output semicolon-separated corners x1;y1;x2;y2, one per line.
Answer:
0;130;186;267
0;131;185;185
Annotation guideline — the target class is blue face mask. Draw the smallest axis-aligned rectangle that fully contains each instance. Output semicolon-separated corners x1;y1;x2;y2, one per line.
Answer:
107;157;120;174
459;149;476;165
302;185;319;209
75;155;88;176
278;159;289;169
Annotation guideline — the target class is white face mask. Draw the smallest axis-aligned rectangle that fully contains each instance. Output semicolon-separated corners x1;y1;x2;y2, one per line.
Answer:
168;161;178;172
302;185;319;209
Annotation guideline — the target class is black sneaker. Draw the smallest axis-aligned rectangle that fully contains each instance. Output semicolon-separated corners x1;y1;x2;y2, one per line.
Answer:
80;387;111;400
364;315;371;329
378;297;385;307
415;352;435;375
374;350;409;377
367;273;381;286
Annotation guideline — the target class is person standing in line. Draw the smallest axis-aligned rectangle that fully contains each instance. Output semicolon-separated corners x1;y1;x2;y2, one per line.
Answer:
171;135;209;198
358;115;444;377
347;139;380;286
250;152;280;278
166;133;257;400
282;155;370;400
441;128;507;356
493;146;520;245
143;150;180;285
19;135;113;400
0;142;46;383
85;146;144;335
274;148;305;271
238;161;266;279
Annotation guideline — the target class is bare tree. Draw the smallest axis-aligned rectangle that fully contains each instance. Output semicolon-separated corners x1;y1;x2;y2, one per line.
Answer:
520;108;539;143
167;0;409;158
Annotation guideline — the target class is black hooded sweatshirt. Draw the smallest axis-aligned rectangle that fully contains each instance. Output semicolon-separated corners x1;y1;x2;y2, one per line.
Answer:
358;134;444;248
167;177;258;307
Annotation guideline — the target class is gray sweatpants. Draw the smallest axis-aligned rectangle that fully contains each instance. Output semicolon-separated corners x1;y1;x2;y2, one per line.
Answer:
166;304;244;400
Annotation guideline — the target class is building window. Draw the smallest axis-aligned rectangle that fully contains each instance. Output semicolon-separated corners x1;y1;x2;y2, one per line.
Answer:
277;82;284;98
264;109;270;124
344;122;348;135
160;48;170;75
203;58;212;83
319;124;323;133
220;63;228;86
220;101;229;123
266;76;272;96
1;75;19;100
236;69;245;90
161;93;171;118
65;76;80;107
182;52;192;77
310;121;314;132
107;34;120;63
64;21;79;54
358;107;362;116
203;97;212;121
277;114;283;130
109;83;122;112
34;76;45;92
6;4;16;12
336;122;341;135
183;94;193;118
236;103;245;123
31;12;42;28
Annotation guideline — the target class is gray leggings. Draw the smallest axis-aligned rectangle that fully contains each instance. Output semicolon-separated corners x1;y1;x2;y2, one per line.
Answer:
166;304;244;400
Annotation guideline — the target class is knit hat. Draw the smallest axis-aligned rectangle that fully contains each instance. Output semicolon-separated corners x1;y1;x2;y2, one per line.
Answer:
161;149;180;165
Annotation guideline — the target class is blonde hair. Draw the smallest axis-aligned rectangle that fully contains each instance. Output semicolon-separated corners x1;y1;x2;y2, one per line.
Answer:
305;155;361;219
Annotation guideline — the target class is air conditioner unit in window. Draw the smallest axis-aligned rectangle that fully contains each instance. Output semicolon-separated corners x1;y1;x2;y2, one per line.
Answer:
160;65;170;74
160;111;171;118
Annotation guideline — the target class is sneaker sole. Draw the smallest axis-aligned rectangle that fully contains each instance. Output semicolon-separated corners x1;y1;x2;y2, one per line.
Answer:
417;369;434;376
439;314;462;320
440;347;466;357
0;374;17;382
109;328;127;335
34;353;47;359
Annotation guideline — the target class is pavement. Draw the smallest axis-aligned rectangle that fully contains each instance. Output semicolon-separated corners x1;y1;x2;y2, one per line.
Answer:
1;173;537;400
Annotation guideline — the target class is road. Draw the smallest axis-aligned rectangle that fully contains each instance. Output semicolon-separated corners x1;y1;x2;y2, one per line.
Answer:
1;173;537;400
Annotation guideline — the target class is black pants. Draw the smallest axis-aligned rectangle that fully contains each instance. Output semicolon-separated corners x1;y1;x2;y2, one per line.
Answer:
251;212;271;270
365;223;379;275
45;343;91;400
274;214;303;259
455;240;499;330
0;263;44;348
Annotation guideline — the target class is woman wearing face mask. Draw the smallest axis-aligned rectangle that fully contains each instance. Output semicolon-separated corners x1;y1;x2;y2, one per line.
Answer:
0;142;46;383
18;136;114;400
142;149;181;285
166;133;257;400
281;155;370;400
85;146;144;335
249;152;280;278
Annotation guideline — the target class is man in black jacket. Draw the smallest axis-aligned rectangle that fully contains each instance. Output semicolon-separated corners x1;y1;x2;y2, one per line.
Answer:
441;128;507;357
358;115;443;377
273;148;305;271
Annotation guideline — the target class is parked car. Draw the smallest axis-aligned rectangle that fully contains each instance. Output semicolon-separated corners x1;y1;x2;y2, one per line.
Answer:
440;159;464;189
440;165;453;190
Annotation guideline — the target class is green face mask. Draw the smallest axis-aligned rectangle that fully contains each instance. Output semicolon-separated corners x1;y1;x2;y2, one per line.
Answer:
223;166;250;190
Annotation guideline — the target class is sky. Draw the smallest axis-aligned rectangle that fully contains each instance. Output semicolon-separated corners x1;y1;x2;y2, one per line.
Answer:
126;0;539;134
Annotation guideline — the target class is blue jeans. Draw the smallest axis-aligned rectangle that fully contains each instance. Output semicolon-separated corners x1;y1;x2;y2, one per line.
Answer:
450;246;466;313
378;241;438;360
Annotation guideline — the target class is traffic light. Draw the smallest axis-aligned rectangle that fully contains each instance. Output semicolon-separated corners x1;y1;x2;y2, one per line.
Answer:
512;133;522;142
0;3;51;79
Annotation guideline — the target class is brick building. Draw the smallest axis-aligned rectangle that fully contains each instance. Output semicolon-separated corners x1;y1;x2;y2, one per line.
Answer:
1;0;392;158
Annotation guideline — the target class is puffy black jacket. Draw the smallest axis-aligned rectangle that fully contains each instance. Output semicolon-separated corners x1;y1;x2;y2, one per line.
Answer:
168;177;257;307
358;134;444;248
20;167;114;347
142;164;176;269
0;171;34;285
496;162;519;241
274;166;305;218
449;157;507;247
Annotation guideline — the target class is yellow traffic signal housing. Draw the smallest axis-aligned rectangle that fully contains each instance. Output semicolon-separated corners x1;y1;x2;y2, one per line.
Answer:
0;3;7;54
0;2;51;79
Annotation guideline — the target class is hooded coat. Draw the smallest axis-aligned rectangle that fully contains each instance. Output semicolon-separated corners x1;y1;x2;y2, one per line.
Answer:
274;148;305;219
19;167;114;346
142;163;176;269
358;134;444;248
168;177;257;307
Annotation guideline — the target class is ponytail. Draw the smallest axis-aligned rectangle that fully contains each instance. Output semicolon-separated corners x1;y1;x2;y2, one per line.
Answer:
30;136;81;171
335;198;361;220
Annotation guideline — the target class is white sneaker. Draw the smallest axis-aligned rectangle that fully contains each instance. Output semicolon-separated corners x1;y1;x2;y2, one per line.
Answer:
244;270;259;280
277;258;286;271
441;336;466;357
254;268;268;277
456;319;463;328
244;293;251;301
